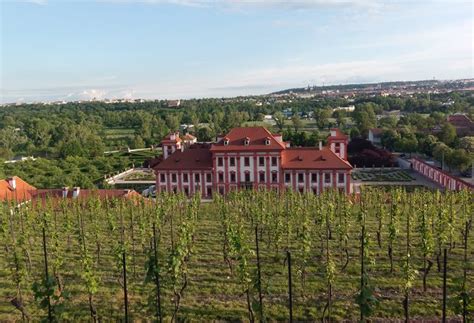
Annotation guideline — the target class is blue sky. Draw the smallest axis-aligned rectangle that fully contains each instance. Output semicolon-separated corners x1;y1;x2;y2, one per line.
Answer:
1;0;472;103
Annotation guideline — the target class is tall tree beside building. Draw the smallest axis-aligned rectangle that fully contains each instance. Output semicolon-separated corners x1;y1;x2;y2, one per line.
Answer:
274;112;285;133
291;114;303;132
353;103;377;137
438;123;457;146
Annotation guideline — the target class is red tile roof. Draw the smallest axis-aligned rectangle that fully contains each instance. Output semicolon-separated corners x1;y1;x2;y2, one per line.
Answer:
210;127;286;152
281;147;352;170
162;132;182;144
447;114;474;133
446;114;474;136
0;176;36;203
447;114;473;125
154;147;213;170
182;134;196;141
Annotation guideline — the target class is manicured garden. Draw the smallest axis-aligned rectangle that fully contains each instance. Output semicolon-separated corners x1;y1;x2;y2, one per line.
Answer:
352;169;415;182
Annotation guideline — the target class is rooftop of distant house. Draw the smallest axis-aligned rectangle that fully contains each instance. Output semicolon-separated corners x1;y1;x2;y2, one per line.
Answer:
447;114;474;135
0;176;36;203
447;114;473;127
1;176;142;205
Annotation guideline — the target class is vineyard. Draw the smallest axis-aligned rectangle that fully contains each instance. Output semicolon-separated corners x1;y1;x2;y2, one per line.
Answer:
0;189;472;321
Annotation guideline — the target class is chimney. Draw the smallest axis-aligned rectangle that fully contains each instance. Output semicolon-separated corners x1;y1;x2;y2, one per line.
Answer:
72;187;80;198
319;141;323;150
62;187;69;198
7;177;16;190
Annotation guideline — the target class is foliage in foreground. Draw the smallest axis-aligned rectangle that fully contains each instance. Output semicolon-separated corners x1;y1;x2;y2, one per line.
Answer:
0;188;472;321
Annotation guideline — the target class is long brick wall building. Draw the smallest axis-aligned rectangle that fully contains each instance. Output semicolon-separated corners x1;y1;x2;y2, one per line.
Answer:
412;158;473;191
154;127;352;197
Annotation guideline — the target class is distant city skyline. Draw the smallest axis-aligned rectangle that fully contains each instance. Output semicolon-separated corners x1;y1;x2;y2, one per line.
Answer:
1;0;473;103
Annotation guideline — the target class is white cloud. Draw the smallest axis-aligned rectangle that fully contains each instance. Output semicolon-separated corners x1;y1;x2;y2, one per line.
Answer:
81;89;107;100
23;0;48;5
100;0;384;10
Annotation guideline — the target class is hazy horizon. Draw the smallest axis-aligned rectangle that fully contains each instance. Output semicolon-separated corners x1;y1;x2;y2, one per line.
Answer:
1;0;473;103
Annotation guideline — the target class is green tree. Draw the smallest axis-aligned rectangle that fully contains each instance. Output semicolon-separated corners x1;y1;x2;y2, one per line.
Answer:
438;123;457;145
381;129;400;151
459;137;474;152
378;116;397;129
314;108;331;129
350;128;361;139
432;142;451;169
166;115;181;132
131;135;145;149
196;127;213;142
291;114;303;132
273;112;285;132
24;118;52;149
430;111;445;124
418;135;438;156
57;125;104;158
353;104;377;137
395;137;418;156
0;127;27;154
446;149;472;172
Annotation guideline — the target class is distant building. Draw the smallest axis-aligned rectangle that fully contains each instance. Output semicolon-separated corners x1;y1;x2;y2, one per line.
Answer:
0;176;141;206
368;128;383;145
4;156;36;164
332;105;355;112
154;127;352;197
412;158;473;191
180;124;195;132
447;114;474;136
383;110;402;118
263;115;273;121
0;176;36;204
167;100;181;108
282;108;293;118
181;133;197;148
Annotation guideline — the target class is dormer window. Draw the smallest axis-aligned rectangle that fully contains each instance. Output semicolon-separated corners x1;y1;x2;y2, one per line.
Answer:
244;137;250;146
224;137;229;146
265;137;271;146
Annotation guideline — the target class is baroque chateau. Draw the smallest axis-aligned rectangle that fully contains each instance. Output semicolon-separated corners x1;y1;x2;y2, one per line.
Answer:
154;127;352;196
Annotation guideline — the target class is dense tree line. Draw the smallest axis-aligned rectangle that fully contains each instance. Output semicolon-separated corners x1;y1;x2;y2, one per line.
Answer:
0;91;472;184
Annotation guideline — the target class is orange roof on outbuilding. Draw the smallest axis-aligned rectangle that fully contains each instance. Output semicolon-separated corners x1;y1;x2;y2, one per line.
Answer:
0;176;36;203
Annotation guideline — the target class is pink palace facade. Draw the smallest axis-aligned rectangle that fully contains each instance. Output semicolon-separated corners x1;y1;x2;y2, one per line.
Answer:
154;127;352;197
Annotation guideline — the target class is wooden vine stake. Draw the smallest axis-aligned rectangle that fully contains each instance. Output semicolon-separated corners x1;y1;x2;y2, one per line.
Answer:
442;248;447;323
152;222;163;322
42;227;52;323
287;250;293;323
255;225;264;321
